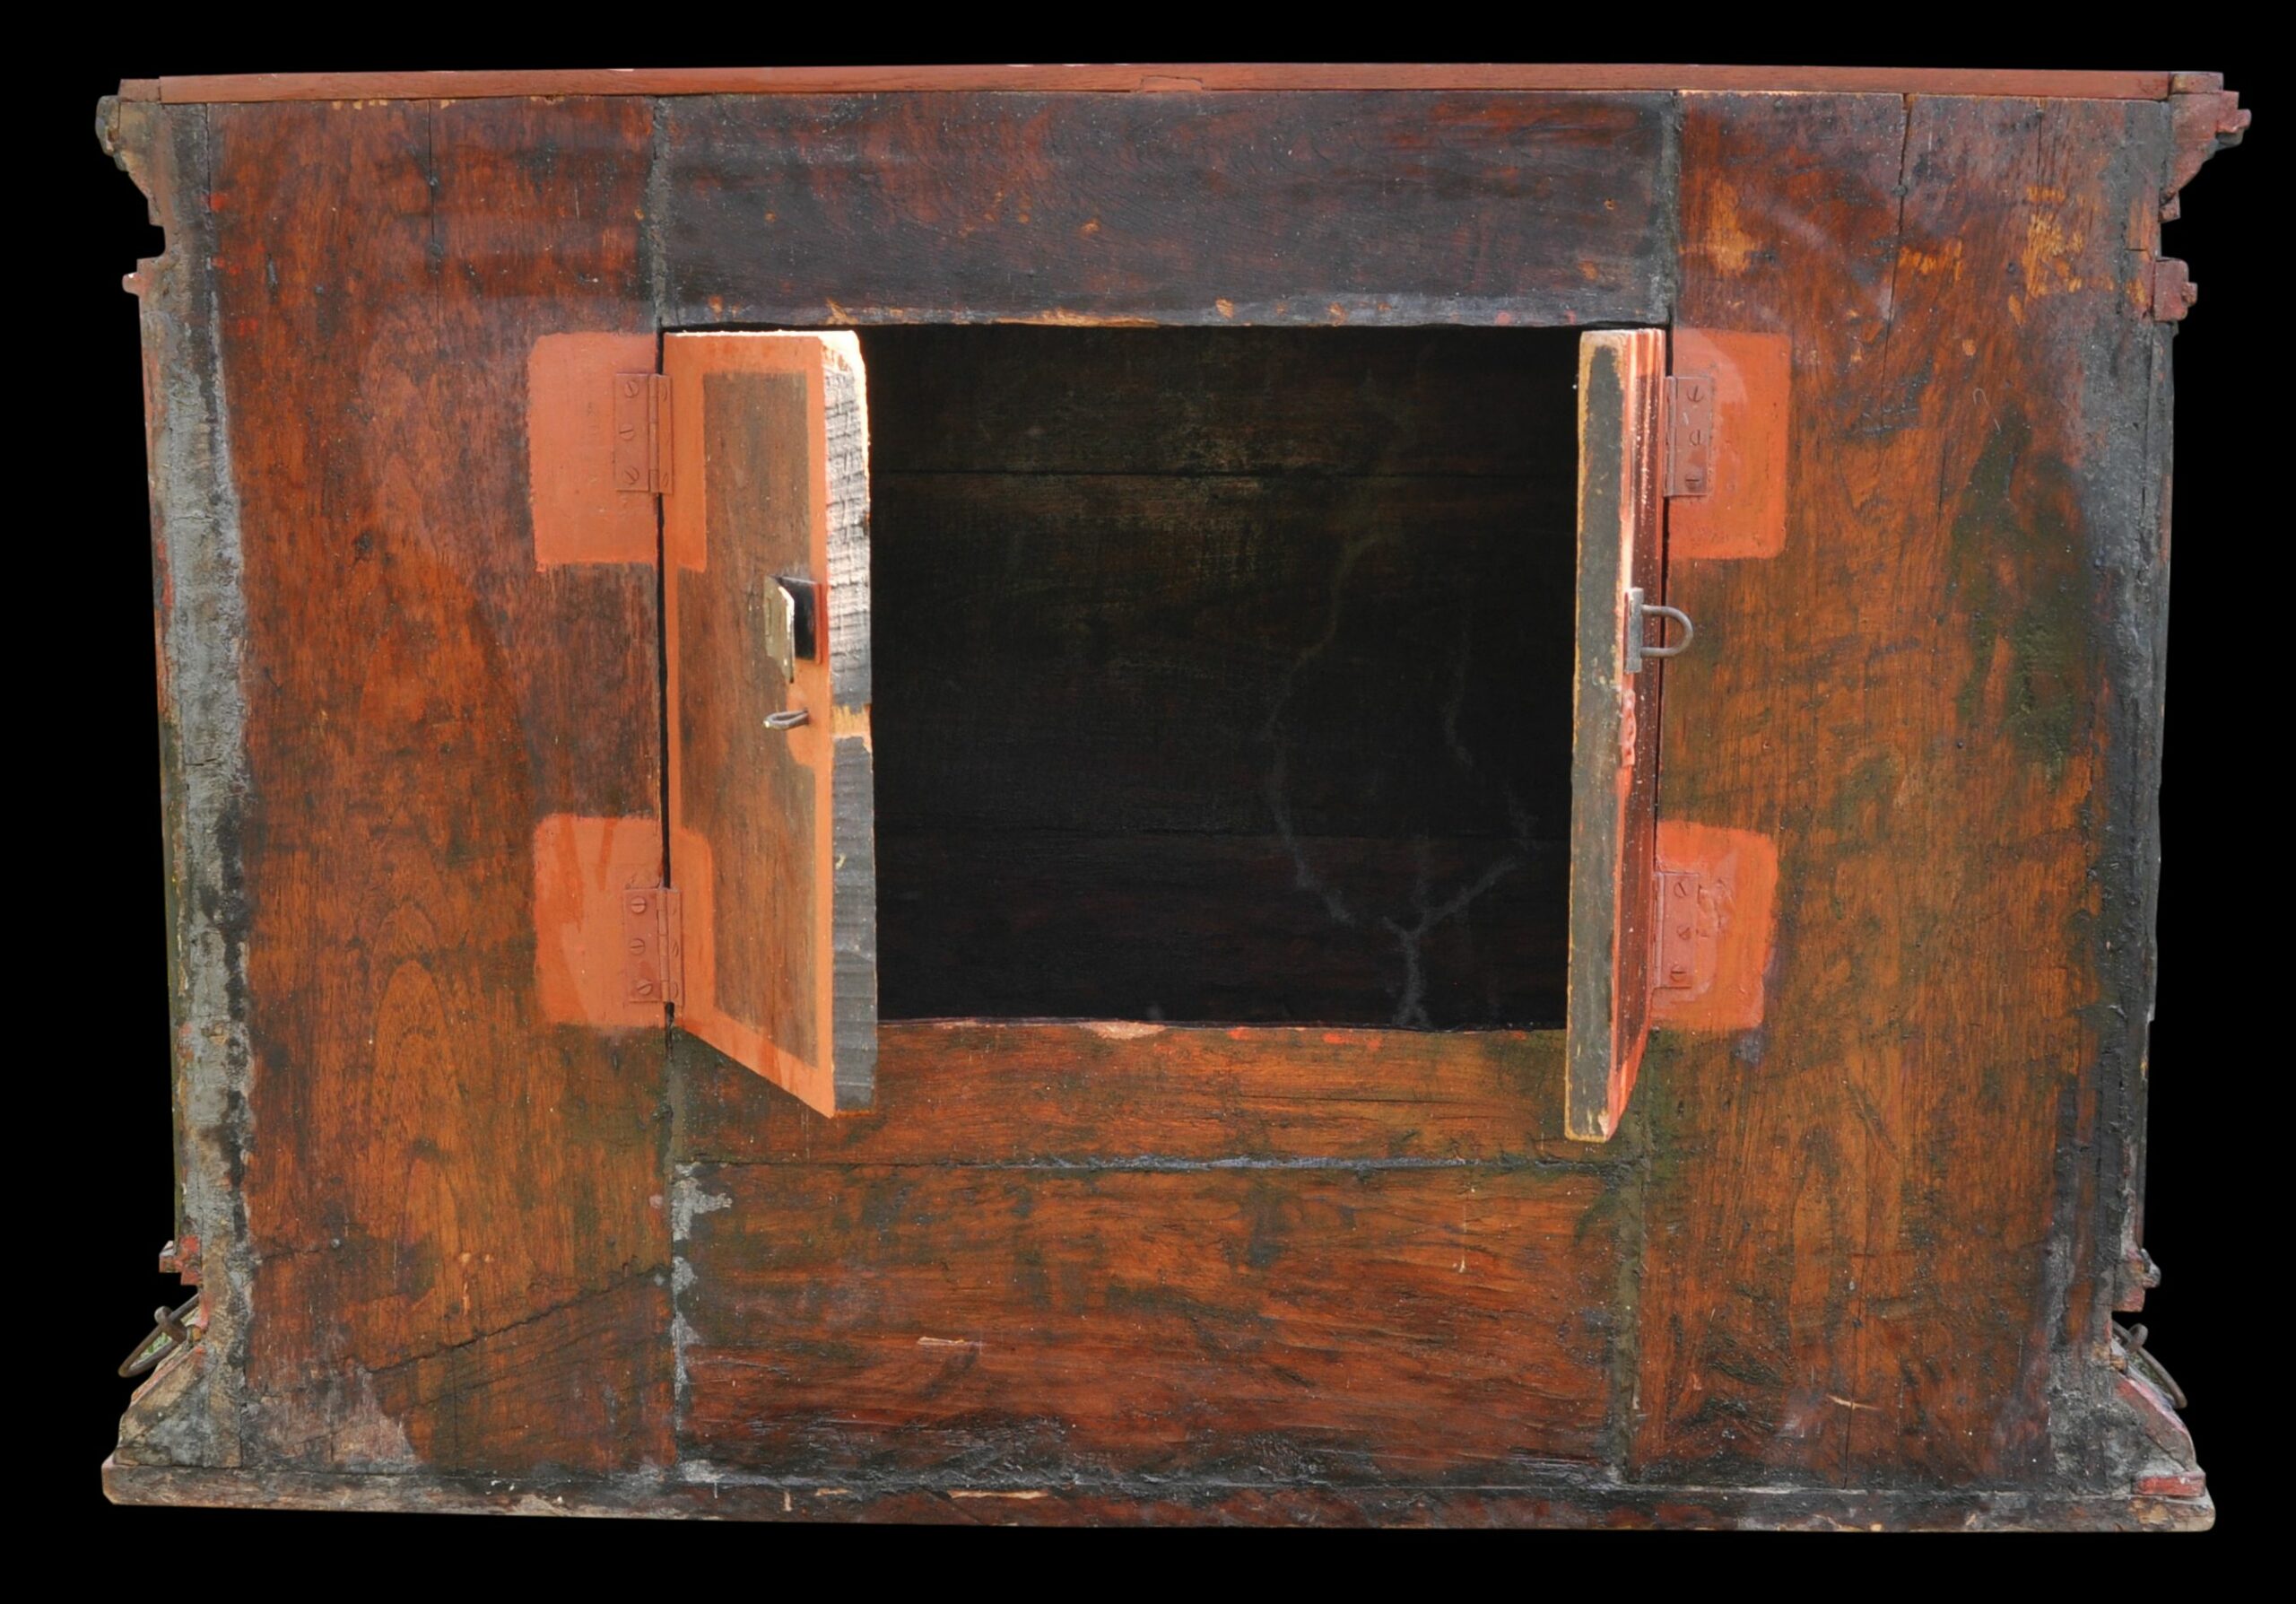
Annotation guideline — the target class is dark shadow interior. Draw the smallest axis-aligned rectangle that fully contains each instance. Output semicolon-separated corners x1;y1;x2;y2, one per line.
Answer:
865;327;1581;1028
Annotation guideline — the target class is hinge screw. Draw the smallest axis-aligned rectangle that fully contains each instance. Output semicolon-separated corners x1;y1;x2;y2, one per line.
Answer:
633;980;655;998
627;895;650;914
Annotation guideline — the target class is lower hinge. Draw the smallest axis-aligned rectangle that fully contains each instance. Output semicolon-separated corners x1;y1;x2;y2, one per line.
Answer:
622;885;684;1006
1648;822;1778;1031
613;371;672;495
1653;867;1713;992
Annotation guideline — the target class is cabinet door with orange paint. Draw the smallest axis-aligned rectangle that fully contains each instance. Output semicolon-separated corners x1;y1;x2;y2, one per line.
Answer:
664;332;875;1115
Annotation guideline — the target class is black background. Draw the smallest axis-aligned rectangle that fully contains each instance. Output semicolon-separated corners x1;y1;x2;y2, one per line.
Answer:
40;21;2269;1561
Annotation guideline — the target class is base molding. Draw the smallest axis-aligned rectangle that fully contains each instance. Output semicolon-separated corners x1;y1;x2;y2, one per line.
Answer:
103;1458;2214;1530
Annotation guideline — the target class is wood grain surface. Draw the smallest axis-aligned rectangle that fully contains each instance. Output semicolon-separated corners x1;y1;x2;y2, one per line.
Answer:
196;97;674;1472
1631;91;2177;1489
657;92;1674;327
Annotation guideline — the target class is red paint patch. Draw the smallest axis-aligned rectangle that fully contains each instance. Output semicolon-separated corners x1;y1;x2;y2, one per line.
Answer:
533;813;668;1027
1666;328;1789;561
1650;821;1778;1032
528;332;661;568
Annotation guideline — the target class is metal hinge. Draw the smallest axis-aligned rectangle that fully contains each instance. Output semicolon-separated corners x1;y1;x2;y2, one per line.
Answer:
1664;371;1715;497
2146;258;2198;323
622;885;683;1006
1653;867;1711;991
613;372;672;495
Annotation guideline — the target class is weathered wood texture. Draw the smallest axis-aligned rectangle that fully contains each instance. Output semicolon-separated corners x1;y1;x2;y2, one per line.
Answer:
118;96;676;1476
658;92;1676;327
673;1022;1593;1167
1631;92;2181;1492
867;327;1578;1027
667;1023;1622;1481
1564;329;1665;1140
665;333;876;1113
100;1455;2217;1529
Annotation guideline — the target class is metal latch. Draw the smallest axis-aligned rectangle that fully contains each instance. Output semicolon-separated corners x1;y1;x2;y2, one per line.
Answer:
622;885;683;1005
613;372;671;495
761;575;820;683
1665;371;1715;497
1625;587;1695;674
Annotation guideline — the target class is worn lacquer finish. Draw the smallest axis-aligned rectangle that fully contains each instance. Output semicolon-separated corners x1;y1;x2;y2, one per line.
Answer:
665;332;875;1115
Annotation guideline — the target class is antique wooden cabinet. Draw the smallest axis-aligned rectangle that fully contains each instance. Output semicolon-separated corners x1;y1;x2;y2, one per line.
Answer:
97;62;2245;1528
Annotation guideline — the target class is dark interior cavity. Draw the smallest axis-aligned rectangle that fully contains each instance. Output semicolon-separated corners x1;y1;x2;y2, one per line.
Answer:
865;327;1581;1028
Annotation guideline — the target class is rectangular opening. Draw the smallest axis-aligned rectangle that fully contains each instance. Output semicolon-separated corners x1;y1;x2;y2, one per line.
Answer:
865;327;1582;1029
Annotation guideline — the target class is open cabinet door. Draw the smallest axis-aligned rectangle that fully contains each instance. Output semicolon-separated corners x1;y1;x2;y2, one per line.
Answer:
664;332;875;1114
1565;328;1666;1142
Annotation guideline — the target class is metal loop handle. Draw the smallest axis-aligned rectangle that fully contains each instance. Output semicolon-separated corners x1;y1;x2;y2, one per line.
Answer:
1624;587;1697;674
762;709;811;731
119;1295;202;1379
1641;603;1695;659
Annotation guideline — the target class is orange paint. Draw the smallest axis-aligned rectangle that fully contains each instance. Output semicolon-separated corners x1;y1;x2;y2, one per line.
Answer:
527;331;660;568
663;332;869;1117
1649;821;1778;1032
532;813;667;1027
1665;328;1789;562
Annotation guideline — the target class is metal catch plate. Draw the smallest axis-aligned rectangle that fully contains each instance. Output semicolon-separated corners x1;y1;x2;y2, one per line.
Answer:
622;885;683;1006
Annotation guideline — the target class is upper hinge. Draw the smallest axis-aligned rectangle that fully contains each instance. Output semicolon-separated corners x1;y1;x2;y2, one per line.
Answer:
622;885;684;1006
613;371;671;495
1663;372;1715;497
2146;257;2199;323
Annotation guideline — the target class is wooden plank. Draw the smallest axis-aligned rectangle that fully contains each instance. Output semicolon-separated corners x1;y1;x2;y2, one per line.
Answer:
151;64;2181;105
672;1022;1591;1169
1631;92;2176;1486
674;1160;1622;1479
100;1456;2218;1528
1564;328;1665;1142
194;97;673;1473
657;92;1674;327
876;830;1568;1028
861;325;1583;476
665;332;875;1114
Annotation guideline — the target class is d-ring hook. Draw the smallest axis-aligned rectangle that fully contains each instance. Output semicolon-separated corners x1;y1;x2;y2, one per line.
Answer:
1625;587;1696;674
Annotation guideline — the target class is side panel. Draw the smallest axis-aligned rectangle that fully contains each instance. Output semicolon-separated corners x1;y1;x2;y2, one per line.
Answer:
200;99;673;1472
1565;328;1665;1140
1632;92;2177;1488
665;332;876;1114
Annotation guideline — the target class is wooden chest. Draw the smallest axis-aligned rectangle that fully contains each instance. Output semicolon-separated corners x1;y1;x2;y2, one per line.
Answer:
96;61;2246;1529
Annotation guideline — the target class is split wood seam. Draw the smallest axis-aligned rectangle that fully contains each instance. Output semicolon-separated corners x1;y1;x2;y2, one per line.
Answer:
118;63;2195;106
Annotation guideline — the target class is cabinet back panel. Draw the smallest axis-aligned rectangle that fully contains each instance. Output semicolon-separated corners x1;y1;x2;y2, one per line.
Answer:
867;327;1579;1028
